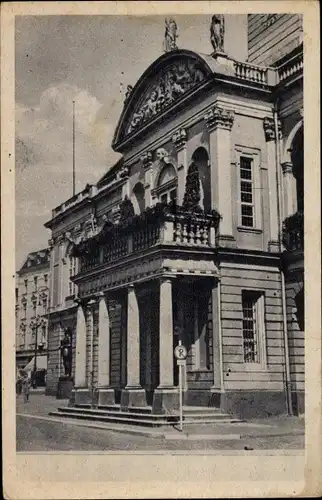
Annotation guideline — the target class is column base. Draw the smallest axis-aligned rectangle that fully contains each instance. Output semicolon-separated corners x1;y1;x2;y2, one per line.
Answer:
268;240;280;253
152;387;179;415
216;234;237;248
120;387;147;411
97;387;115;406
69;387;91;406
56;376;74;400
209;388;225;408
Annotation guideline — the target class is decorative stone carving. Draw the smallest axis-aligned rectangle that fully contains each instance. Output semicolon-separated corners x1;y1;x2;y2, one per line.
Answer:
140;151;153;169
172;128;187;149
263;117;282;141
204;106;234;131
117;165;130;179
281;161;294;175
126;59;207;135
124;85;133;103
163;17;178;53
210;15;225;54
156;147;170;164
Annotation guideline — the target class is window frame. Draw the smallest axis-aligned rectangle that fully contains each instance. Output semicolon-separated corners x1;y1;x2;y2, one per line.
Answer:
236;146;262;231
241;290;267;371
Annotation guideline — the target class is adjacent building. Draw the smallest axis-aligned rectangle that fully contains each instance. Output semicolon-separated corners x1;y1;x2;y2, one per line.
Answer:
44;14;304;417
15;248;50;380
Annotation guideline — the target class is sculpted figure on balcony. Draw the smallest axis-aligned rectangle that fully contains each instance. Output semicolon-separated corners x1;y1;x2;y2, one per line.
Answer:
210;14;225;54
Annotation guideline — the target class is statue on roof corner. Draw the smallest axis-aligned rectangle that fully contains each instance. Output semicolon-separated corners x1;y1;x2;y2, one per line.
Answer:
163;17;178;52
210;14;225;55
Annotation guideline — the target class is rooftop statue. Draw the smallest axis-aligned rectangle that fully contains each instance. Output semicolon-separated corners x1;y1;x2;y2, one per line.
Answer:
163;17;178;52
210;14;225;54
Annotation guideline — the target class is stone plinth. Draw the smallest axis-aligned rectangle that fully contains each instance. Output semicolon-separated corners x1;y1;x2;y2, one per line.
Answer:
56;376;74;399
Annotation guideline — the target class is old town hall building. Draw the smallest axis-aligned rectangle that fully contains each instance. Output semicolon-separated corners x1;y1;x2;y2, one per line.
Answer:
45;14;304;419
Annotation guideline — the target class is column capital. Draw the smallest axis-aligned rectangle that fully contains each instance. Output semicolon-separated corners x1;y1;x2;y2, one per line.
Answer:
263;117;282;141
172;128;187;149
281;161;293;175
204;106;234;131
140;151;153;170
159;277;172;285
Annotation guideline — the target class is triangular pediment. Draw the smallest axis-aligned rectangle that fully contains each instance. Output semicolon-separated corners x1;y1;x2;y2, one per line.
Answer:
112;50;214;150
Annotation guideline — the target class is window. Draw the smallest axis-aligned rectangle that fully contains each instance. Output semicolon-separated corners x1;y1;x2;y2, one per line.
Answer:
242;291;266;366
68;256;77;296
44;274;48;285
236;148;261;230
240;156;254;227
153;164;178;204
24;279;28;292
34;276;38;291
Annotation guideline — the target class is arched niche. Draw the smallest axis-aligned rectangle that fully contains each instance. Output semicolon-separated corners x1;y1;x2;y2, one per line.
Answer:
131;182;145;214
191;147;211;212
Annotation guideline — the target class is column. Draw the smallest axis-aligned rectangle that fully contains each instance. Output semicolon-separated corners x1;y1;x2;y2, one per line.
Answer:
263;117;280;251
74;303;87;388
210;281;224;396
153;278;178;414
86;299;95;389
204;105;235;247
282;161;297;218
172;128;187;205
97;292;115;405
141;151;153;207
121;285;145;409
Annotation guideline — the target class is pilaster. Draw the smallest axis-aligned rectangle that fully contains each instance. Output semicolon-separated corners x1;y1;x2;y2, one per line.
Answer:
141;151;153;208
263;117;280;251
204;105;235;247
172;128;187;205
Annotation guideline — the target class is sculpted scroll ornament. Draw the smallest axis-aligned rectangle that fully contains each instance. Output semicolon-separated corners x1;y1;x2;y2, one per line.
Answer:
126;60;206;135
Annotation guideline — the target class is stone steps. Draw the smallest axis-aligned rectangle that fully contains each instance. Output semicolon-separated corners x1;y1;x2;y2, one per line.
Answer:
49;404;238;428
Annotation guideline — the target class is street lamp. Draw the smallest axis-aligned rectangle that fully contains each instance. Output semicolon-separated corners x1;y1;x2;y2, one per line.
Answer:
31;315;45;388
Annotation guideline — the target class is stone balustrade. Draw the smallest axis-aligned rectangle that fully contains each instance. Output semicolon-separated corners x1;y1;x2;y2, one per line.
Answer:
234;61;268;85
277;51;303;83
78;209;218;273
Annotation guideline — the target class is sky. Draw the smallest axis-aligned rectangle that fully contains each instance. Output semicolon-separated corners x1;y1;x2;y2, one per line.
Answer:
15;14;248;269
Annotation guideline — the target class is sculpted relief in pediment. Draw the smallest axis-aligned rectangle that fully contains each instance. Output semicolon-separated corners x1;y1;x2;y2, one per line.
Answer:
126;59;207;136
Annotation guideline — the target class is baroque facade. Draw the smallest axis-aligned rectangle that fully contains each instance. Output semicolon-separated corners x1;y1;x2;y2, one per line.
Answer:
45;14;304;417
15;249;50;371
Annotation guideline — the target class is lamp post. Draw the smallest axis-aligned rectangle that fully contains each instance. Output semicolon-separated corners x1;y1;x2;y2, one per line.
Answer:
31;285;48;388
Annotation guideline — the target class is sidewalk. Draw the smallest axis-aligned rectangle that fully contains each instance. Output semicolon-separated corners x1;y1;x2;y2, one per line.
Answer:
17;392;305;442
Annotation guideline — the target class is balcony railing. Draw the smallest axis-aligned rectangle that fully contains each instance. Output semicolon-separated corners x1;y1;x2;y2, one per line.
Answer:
75;204;220;273
234;61;268;85
282;211;304;251
277;51;303;84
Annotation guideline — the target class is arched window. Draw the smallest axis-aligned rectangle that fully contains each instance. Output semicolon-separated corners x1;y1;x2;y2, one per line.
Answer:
155;164;177;204
191;147;211;212
132;182;145;214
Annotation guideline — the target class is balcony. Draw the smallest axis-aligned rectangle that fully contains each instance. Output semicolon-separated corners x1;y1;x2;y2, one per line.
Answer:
73;203;221;274
282;211;304;252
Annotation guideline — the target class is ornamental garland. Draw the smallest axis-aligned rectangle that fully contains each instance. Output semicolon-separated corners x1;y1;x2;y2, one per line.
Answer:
73;200;222;258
